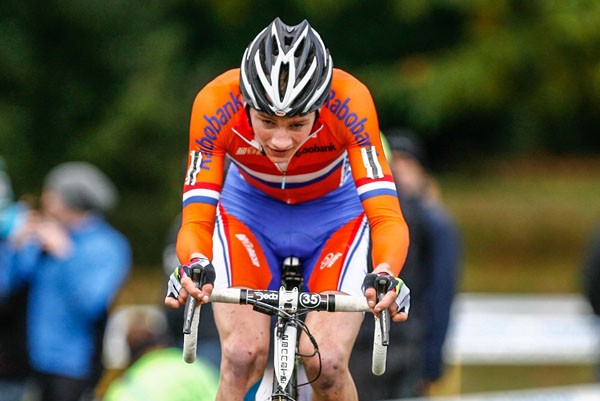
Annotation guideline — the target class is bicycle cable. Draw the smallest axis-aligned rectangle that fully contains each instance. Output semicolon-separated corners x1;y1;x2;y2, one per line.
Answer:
247;300;324;387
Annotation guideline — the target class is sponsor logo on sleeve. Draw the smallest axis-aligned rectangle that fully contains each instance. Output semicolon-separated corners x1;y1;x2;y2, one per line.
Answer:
194;91;244;171
324;90;371;147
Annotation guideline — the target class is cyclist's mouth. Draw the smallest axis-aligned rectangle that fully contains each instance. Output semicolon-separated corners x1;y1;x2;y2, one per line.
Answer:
266;147;293;160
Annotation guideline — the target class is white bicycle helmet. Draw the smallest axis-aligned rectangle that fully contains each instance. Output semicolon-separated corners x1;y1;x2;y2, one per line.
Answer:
240;18;333;117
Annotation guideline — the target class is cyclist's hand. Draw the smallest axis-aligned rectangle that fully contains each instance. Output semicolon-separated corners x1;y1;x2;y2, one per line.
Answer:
363;268;411;323
164;255;215;308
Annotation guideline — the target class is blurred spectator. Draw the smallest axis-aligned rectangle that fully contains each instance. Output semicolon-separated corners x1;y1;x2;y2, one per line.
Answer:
582;222;600;381
0;157;30;401
349;129;462;399
0;161;132;401
102;306;219;401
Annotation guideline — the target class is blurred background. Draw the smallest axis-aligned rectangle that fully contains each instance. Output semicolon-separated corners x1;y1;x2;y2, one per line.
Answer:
2;0;599;398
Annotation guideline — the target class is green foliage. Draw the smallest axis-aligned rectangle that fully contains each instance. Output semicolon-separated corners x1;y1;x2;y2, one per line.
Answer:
1;0;598;264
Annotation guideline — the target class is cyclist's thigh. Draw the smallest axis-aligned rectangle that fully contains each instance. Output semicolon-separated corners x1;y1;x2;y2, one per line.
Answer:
305;214;370;296
213;302;272;355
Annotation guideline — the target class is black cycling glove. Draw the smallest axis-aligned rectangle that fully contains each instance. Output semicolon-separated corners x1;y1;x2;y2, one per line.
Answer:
363;272;411;314
166;256;216;300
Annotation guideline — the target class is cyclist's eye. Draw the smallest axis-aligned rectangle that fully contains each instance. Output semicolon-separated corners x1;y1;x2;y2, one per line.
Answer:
261;119;276;127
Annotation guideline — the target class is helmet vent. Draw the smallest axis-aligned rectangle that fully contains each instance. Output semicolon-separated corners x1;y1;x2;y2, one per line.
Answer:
279;64;289;98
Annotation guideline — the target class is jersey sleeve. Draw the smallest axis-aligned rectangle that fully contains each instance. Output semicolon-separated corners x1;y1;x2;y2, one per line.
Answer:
176;70;241;263
330;71;409;275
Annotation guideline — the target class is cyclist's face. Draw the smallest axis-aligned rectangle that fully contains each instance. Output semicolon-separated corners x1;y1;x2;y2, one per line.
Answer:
249;108;316;163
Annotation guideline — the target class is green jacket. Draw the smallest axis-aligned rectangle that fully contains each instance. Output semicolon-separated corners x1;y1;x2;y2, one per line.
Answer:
103;348;219;401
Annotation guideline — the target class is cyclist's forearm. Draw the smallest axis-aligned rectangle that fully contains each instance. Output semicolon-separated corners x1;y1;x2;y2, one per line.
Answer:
176;219;215;262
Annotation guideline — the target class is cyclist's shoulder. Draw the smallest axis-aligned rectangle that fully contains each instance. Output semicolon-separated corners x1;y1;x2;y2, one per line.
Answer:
321;68;377;134
331;68;371;93
210;68;241;85
194;68;242;99
191;69;244;116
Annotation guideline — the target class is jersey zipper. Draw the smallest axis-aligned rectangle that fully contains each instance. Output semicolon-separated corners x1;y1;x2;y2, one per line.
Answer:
276;129;322;190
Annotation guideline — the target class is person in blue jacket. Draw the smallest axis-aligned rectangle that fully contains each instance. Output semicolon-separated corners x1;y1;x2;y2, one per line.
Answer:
349;129;462;399
0;162;132;401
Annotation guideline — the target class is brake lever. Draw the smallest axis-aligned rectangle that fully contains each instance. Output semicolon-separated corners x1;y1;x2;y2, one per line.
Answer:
375;276;391;346
182;266;203;335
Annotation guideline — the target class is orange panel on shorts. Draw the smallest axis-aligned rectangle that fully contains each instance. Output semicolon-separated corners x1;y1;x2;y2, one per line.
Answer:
308;213;365;293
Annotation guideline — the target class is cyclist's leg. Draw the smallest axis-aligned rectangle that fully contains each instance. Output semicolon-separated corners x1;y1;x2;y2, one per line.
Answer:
300;214;370;401
213;303;271;401
301;310;363;401
211;205;275;401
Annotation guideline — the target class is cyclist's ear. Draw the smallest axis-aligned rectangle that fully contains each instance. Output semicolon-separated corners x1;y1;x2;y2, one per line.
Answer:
245;105;252;126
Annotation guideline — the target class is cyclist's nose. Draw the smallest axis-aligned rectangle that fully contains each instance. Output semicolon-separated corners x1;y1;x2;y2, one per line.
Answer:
270;128;293;149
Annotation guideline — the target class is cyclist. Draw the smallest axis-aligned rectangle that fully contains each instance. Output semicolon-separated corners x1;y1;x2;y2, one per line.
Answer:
165;18;411;401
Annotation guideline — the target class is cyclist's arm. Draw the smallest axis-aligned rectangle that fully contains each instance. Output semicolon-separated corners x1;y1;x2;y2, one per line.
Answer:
171;73;240;306
175;75;234;264
332;74;409;275
329;71;409;320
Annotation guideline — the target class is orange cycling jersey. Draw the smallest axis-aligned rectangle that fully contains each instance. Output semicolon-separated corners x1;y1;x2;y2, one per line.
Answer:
177;68;409;275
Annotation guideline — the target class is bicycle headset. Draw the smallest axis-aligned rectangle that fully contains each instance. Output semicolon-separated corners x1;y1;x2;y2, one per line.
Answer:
239;17;333;117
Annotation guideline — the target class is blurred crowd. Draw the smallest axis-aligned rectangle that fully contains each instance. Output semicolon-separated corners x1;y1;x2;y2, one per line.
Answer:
0;158;219;401
0;159;132;401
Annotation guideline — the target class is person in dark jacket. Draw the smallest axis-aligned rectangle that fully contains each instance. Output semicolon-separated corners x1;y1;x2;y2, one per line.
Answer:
349;129;462;399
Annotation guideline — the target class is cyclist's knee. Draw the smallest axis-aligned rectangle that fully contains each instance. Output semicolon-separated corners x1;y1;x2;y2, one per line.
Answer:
303;346;349;386
308;362;351;397
221;339;269;379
